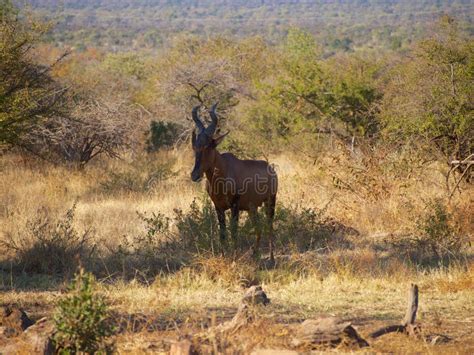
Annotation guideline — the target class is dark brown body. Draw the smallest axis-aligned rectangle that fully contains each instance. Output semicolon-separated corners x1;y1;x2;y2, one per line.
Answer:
205;152;277;211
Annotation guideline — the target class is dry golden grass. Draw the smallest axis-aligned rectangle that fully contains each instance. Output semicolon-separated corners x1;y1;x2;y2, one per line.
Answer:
1;148;471;242
2;266;472;353
0;149;473;353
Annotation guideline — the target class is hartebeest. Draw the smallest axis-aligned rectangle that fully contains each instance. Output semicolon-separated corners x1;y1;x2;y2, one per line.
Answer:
190;104;278;262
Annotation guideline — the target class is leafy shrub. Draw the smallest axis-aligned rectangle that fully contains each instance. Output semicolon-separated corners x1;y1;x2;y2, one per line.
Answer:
0;204;95;275
107;197;357;278
380;18;473;159
389;198;466;264
0;0;64;147
53;268;115;353
174;196;262;255
110;211;182;276
173;197;222;254
146;120;183;152
105;209;218;278
414;199;464;259
173;198;354;256
108;197;246;278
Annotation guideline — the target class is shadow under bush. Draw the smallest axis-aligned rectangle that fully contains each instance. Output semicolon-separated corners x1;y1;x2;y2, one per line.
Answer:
103;211;186;279
384;198;469;267
102;196;358;279
0;204;96;276
274;204;356;253
98;155;175;195
103;198;225;279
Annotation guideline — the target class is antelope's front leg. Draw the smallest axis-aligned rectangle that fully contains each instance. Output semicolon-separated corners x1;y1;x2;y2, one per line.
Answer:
216;207;227;242
230;196;240;240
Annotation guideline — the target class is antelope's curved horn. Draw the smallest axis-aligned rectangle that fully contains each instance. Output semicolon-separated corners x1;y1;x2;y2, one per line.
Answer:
192;106;205;133
206;102;219;136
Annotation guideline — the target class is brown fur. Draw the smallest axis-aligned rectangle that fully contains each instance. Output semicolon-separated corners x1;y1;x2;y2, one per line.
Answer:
191;106;278;262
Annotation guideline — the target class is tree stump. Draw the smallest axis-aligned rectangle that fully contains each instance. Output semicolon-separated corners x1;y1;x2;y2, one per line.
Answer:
212;285;270;334
241;285;270;306
369;284;420;339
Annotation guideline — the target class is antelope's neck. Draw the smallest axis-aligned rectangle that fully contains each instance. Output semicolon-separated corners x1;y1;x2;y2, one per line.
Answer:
205;150;226;182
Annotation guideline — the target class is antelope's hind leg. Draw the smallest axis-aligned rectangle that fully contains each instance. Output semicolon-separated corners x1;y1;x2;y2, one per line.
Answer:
249;205;261;257
265;195;277;264
216;207;227;242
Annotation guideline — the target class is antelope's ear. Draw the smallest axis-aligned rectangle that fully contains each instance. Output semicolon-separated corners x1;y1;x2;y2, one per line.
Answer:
212;131;230;147
191;130;197;147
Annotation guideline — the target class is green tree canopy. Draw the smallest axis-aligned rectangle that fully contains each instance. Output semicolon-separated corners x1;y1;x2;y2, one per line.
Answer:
381;16;473;159
241;28;382;155
0;0;65;146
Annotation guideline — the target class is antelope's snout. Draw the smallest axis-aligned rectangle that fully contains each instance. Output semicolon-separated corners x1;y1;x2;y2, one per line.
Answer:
191;168;203;182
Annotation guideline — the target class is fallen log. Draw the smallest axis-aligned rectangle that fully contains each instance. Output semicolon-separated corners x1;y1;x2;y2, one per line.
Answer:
292;316;369;349
0;306;35;337
0;317;55;355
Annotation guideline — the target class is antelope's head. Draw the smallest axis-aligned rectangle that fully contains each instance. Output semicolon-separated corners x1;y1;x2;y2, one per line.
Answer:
190;103;229;182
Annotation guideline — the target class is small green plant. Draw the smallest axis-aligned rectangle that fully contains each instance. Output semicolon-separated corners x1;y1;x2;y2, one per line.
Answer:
53;268;115;354
109;211;184;277
130;211;175;266
390;198;466;265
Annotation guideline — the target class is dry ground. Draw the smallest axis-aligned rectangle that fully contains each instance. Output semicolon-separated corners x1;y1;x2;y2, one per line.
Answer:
0;150;473;353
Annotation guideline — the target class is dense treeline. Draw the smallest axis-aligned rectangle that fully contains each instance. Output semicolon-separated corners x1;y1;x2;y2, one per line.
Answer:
1;0;473;167
27;0;474;51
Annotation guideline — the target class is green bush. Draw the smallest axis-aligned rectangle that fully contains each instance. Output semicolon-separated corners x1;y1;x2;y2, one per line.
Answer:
146;121;183;152
174;197;222;254
108;197;356;277
389;198;466;265
53;268;115;354
380;17;473;159
107;211;185;278
173;198;349;256
110;195;257;277
119;211;176;271
0;0;65;146
414;199;464;259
